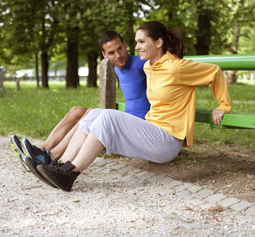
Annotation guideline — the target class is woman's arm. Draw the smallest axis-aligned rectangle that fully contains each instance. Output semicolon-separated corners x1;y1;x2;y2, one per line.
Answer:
179;59;231;126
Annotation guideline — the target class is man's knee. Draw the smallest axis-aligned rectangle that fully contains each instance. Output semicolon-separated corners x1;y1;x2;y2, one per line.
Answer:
65;106;88;123
81;107;94;119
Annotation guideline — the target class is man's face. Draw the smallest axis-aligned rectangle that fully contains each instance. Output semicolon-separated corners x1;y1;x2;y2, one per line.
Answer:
102;37;129;69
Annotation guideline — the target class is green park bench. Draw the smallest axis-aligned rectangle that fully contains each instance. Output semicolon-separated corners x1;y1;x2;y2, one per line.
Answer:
116;54;255;130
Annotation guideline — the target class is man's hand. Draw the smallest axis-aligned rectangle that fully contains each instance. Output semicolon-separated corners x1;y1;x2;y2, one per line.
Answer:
212;109;225;127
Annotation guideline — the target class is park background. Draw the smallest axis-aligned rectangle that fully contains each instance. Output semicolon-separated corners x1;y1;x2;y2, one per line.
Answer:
0;0;254;149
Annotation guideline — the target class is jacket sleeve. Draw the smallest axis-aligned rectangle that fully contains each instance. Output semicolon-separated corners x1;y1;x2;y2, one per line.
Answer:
179;59;231;113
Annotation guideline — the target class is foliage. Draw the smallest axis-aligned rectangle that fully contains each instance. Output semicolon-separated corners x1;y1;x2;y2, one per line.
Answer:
0;0;255;86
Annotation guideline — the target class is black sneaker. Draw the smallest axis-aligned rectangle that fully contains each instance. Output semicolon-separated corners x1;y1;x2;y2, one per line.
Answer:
37;161;80;192
21;138;51;163
10;135;30;171
25;157;61;188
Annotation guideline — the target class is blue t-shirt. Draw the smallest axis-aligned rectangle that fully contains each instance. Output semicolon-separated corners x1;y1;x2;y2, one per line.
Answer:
114;55;150;120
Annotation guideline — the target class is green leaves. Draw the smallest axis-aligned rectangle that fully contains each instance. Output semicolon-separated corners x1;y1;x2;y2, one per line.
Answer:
1;0;254;80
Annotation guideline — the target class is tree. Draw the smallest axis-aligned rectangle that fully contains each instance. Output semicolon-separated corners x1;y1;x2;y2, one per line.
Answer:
37;1;59;88
0;0;60;88
62;1;82;88
226;0;255;84
195;0;212;55
149;0;198;55
149;0;234;56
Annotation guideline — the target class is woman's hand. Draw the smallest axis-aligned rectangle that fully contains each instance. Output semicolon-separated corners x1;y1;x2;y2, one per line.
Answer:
212;109;225;126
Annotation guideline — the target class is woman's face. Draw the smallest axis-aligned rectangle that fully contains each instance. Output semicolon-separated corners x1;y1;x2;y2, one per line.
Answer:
135;29;163;64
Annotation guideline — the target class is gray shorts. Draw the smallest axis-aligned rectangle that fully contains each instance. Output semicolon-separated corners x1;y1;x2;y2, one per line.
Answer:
79;109;184;163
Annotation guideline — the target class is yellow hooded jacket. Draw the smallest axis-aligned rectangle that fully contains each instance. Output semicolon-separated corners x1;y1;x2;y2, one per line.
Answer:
143;51;231;147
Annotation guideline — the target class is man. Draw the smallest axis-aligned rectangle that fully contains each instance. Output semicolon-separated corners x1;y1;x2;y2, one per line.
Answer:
10;31;150;187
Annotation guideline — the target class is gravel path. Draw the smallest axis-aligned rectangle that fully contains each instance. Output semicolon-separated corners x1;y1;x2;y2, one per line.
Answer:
1;135;255;236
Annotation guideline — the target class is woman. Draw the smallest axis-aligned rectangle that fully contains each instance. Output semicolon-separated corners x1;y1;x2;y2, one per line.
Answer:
33;21;231;191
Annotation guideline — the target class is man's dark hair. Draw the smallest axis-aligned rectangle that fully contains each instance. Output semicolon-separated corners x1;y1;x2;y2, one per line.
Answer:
99;31;125;52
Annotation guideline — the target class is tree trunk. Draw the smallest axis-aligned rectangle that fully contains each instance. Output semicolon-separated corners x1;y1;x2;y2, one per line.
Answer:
227;71;238;84
195;1;211;55
41;52;49;89
128;23;134;55
87;54;98;88
16;79;20;91
126;3;134;55
66;38;79;88
35;52;39;88
227;26;241;84
0;68;4;96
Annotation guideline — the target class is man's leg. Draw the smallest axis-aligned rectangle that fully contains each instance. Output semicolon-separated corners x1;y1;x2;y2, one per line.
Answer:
49;108;94;159
39;106;88;150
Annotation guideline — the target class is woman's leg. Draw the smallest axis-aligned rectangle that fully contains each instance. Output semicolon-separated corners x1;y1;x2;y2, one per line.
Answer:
37;109;183;191
37;109;105;191
71;109;184;172
49;123;79;159
57;128;88;164
69;132;104;172
57;108;105;164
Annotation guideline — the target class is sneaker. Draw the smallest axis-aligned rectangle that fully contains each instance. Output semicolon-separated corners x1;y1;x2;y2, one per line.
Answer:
25;157;61;189
21;138;51;163
10;135;30;171
37;161;80;192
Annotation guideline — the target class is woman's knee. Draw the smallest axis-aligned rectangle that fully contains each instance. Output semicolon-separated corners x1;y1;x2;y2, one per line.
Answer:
99;109;120;119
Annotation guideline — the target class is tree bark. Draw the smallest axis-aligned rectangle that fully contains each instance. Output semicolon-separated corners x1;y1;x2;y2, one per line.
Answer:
35;52;39;88
128;23;134;55
126;3;134;55
0;68;4;96
87;54;98;88
227;71;237;84
227;26;241;84
195;1;211;55
16;79;20;91
66;36;79;88
41;52;49;89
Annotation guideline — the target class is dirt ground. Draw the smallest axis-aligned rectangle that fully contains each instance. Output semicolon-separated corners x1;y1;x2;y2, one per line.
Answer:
109;143;255;204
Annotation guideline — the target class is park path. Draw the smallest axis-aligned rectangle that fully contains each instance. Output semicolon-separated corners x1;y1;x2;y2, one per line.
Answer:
0;135;255;237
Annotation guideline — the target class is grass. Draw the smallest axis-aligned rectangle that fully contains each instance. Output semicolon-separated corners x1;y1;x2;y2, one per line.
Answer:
194;84;255;148
0;81;254;148
0;81;124;140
